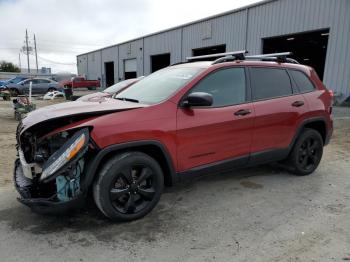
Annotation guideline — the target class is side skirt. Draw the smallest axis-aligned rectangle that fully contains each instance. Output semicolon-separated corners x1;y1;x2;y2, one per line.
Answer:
177;148;290;181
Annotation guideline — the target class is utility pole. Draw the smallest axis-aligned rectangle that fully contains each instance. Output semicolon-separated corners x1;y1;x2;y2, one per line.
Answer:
34;34;39;73
25;29;30;73
18;53;21;70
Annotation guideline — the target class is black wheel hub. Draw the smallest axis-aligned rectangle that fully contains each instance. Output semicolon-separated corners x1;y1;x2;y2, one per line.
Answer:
109;165;157;214
298;137;321;171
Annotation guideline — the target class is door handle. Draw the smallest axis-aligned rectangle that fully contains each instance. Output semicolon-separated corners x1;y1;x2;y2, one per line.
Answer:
292;101;304;107
234;109;251;116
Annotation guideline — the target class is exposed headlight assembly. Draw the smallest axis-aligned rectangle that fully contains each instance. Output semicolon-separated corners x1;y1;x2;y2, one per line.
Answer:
40;128;89;182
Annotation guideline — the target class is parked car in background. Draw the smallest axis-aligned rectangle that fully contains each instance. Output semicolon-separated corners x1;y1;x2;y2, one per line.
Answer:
0;79;9;87
77;77;142;101
59;76;100;90
0;76;28;88
6;78;62;96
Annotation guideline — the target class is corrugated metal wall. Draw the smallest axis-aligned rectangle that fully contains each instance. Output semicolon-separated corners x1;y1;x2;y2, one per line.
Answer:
87;52;101;80
77;0;350;100
77;55;88;77
101;46;118;85
118;39;143;79
143;29;182;75
247;0;350;99
182;10;247;59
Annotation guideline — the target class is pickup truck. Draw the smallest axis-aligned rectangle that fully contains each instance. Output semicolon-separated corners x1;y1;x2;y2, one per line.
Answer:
59;76;100;89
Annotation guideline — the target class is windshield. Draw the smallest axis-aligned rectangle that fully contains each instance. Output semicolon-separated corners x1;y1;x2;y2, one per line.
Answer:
11;77;26;84
115;67;204;104
104;79;136;94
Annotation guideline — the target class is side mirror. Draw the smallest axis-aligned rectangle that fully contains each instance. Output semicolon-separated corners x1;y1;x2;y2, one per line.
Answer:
182;92;213;107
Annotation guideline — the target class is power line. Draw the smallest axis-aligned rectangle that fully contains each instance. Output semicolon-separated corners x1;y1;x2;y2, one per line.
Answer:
36;54;76;65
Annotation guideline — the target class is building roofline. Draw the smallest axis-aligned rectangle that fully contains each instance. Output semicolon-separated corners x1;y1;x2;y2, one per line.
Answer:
77;0;276;57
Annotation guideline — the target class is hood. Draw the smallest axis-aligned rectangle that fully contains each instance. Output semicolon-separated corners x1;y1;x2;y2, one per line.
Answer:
21;98;148;133
77;92;111;102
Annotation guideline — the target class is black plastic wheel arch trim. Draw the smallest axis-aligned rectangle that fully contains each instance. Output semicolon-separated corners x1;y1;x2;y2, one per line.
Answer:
289;117;331;149
81;140;177;190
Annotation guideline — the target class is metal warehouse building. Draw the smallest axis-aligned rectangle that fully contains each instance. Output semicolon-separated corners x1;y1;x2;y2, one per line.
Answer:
77;0;350;102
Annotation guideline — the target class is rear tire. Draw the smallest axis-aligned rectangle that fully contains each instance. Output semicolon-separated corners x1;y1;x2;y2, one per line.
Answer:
287;128;323;176
93;152;164;221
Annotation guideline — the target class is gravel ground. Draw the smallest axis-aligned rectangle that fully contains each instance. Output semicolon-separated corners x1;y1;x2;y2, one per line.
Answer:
0;97;349;262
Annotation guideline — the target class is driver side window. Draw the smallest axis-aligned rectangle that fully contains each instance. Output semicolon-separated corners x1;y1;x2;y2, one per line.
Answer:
189;67;246;107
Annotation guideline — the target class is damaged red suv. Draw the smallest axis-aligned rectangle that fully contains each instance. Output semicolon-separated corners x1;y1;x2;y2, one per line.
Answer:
14;52;333;221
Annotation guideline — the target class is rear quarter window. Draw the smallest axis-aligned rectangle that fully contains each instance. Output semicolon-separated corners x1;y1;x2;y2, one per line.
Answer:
250;68;293;101
289;70;315;93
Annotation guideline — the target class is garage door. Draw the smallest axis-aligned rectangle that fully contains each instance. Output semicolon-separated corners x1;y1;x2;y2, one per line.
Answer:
124;59;137;72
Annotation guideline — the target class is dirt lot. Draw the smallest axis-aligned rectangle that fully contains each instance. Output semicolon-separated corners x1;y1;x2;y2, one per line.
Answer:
0;98;349;261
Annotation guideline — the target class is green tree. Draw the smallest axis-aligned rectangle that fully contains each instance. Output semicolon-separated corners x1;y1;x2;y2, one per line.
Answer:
0;61;20;73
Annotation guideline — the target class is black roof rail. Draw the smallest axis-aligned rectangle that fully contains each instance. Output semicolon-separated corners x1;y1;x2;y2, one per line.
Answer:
245;52;299;64
186;50;248;62
174;51;299;66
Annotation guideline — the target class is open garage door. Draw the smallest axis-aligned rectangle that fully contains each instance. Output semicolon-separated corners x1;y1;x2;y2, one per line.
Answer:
192;44;226;61
105;62;114;87
151;53;170;73
124;59;137;79
263;29;329;80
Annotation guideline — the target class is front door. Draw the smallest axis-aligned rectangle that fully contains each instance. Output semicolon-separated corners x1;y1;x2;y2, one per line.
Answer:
176;67;254;172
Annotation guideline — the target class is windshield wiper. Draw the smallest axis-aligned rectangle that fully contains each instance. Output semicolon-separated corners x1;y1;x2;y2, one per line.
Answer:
116;97;139;103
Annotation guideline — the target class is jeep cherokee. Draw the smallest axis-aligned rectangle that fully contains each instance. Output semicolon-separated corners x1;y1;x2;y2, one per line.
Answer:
14;51;333;221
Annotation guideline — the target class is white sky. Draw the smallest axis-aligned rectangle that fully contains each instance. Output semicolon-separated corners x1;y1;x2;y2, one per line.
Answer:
0;0;263;73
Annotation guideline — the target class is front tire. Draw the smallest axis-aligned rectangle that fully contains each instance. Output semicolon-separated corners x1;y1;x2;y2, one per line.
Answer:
93;152;164;221
287;128;324;176
10;88;19;97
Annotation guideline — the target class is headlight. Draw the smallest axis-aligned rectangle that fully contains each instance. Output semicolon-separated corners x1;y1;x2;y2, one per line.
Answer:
40;128;89;181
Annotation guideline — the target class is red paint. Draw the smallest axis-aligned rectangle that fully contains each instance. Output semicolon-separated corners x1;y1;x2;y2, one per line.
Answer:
59;76;100;88
25;61;333;173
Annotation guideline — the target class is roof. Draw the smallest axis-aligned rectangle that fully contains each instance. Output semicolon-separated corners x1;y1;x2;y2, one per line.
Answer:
77;0;276;56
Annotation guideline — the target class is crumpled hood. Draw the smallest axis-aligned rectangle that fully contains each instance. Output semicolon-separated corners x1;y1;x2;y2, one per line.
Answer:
21;98;148;132
77;92;111;102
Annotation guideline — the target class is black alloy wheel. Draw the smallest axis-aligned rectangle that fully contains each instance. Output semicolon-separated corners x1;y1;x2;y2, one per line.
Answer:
93;152;164;221
297;137;322;172
109;164;157;214
288;128;323;175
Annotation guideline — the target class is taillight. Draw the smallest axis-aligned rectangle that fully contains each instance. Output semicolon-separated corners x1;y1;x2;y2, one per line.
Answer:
327;89;334;114
329;90;334;98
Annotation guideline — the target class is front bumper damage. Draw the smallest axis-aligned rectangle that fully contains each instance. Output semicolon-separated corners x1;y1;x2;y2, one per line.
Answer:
14;159;85;214
14;127;92;214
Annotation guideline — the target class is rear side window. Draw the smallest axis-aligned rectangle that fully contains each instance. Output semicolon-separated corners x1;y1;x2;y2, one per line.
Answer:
30;79;40;84
189;67;246;107
289;70;315;93
250;68;293;101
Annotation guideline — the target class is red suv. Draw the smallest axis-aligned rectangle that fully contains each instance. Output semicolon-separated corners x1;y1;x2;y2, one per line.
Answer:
14;52;333;221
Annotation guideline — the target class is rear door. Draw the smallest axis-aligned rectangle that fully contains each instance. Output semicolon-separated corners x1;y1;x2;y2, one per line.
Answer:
176;67;254;172
249;67;308;161
38;79;51;94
